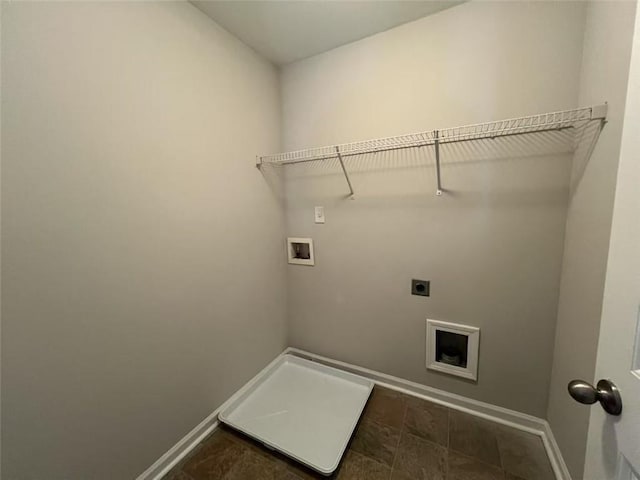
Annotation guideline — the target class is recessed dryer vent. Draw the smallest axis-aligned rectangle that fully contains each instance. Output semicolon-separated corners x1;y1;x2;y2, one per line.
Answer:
426;319;480;381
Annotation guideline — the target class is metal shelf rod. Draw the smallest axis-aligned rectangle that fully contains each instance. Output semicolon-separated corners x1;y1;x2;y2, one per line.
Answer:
335;146;355;197
434;130;442;196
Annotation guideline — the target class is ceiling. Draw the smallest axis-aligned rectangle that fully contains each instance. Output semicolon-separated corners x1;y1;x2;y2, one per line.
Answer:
191;1;464;66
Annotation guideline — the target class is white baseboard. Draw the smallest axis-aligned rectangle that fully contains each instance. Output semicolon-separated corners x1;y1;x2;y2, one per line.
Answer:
138;347;572;480
286;348;544;433
286;348;572;480
135;352;286;480
541;419;573;480
135;410;220;480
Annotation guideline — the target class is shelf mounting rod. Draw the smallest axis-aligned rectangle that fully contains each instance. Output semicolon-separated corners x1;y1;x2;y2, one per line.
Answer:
434;130;443;196
335;146;355;198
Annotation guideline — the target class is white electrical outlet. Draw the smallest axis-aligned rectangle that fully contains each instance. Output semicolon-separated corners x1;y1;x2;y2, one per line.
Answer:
314;206;325;224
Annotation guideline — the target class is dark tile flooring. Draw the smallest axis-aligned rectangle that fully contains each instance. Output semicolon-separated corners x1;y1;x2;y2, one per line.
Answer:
163;386;555;480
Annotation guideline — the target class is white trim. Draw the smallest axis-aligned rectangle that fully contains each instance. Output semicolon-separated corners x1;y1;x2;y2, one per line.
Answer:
135;352;287;480
426;319;480;381
616;454;640;480
286;237;314;266
286;347;572;480
542;419;574;480
136;410;220;480
286;348;542;431
138;347;572;480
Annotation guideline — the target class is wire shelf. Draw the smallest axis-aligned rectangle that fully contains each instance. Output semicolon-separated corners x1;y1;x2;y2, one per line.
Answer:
258;105;605;166
257;104;607;196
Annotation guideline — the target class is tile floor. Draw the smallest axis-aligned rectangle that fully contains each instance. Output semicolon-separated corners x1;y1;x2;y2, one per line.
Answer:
163;386;555;480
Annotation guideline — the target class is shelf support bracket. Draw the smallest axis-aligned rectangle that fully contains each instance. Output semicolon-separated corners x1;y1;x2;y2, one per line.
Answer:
434;130;443;196
590;103;608;121
335;146;355;198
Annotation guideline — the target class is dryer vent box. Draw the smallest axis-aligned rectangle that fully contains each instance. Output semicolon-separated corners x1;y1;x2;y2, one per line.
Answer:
426;319;479;381
287;237;314;266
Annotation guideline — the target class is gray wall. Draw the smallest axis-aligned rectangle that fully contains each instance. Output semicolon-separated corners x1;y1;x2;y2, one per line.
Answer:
281;1;586;417
546;2;637;478
1;2;285;479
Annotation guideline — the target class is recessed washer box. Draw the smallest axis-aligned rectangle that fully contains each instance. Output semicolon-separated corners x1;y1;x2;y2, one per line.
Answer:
218;354;373;475
287;237;314;266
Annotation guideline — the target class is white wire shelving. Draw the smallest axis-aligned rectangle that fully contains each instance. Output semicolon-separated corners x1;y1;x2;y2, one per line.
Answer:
257;104;608;196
